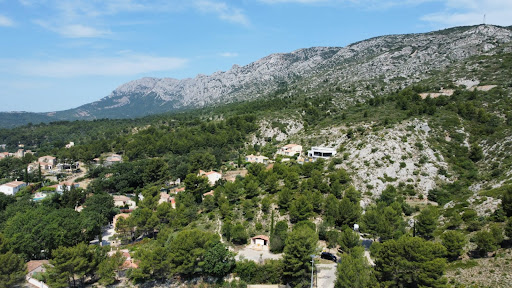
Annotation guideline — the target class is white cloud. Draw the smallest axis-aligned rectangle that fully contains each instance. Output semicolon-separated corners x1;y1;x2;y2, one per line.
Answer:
18;0;44;7
35;21;111;38
0;15;14;27
0;54;188;78
259;0;511;26
57;24;110;38
219;52;239;57
195;1;250;26
22;0;249;38
421;0;512;27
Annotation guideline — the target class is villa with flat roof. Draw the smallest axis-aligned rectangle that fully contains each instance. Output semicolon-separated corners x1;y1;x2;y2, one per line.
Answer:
307;146;337;161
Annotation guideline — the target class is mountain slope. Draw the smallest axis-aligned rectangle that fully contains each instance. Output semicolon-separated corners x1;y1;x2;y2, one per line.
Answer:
1;24;511;128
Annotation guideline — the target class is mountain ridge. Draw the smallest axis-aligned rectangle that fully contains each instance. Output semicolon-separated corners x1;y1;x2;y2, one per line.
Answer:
1;24;511;128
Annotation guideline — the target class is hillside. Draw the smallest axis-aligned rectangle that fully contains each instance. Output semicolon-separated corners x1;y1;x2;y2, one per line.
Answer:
1;24;512;287
1;24;511;128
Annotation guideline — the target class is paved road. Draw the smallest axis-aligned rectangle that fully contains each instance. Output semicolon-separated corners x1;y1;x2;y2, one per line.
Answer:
316;263;337;288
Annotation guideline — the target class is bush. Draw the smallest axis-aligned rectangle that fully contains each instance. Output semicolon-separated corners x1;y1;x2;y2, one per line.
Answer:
474;230;499;256
441;231;466;260
374;236;447;287
231;223;248;245
235;259;283;284
326;230;340;248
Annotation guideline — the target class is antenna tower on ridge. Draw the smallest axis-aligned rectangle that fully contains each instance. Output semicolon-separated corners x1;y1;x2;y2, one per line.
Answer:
483;14;486;25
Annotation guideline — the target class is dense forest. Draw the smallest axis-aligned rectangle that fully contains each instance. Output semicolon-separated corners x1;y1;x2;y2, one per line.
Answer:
1;50;512;288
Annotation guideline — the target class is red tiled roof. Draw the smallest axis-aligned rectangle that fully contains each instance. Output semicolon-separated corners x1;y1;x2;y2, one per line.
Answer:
199;170;221;176
122;259;138;269
114;195;131;202
26;260;49;273
205;171;221;176
171;187;185;193
251;235;270;241
39;155;56;159
203;190;214;197
3;181;26;188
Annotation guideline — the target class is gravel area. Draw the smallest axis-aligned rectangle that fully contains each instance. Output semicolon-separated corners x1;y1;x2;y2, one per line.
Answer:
316;263;337;288
235;246;283;263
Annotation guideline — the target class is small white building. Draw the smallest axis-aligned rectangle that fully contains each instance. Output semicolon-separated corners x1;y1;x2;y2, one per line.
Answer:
65;142;75;148
198;170;222;185
245;154;269;164
0;181;27;196
251;235;270;251
276;144;302;157
307;146;337;161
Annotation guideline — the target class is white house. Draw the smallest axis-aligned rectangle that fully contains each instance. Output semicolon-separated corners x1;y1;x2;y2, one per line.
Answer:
158;192;176;208
65;142;75;148
307;146;337;161
29;162;53;172
114;195;137;209
245;154;269;164
198;170;222;185
276;144;302;157
0;181;27;196
38;155;57;167
54;182;79;193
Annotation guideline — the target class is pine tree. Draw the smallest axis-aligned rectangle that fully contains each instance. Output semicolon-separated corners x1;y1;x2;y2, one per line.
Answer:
282;225;318;287
335;247;377;288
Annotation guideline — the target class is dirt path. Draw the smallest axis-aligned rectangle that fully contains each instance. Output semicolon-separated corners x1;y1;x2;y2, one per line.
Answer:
66;162;91;189
217;217;225;244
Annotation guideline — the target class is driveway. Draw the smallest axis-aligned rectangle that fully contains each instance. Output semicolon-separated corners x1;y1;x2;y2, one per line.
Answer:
235;246;282;263
316;263;337;288
89;224;116;246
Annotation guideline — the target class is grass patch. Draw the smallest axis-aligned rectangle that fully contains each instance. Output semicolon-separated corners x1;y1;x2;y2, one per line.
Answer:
447;260;479;271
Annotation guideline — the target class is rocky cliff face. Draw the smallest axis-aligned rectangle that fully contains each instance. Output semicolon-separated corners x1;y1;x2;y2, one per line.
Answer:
74;25;511;118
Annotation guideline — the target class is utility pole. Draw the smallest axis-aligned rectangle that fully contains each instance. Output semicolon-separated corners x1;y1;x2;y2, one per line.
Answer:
310;255;315;288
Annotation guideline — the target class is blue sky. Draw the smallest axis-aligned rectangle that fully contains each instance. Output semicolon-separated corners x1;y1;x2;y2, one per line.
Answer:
1;0;511;112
